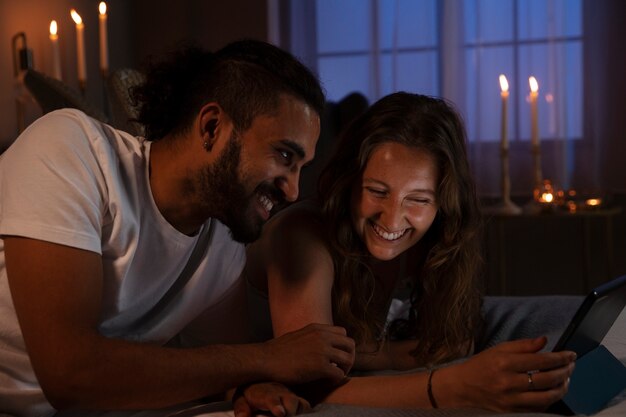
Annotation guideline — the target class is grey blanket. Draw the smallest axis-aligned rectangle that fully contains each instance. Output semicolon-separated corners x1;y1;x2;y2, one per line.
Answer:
306;295;626;417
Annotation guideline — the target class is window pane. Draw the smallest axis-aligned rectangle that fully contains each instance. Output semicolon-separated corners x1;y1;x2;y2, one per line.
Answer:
517;42;582;141
464;0;514;44
378;0;438;49
317;0;370;53
464;46;515;142
518;0;582;40
384;51;439;97
318;56;371;101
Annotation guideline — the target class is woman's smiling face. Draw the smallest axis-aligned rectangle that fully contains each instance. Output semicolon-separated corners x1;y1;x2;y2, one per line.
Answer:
351;141;439;261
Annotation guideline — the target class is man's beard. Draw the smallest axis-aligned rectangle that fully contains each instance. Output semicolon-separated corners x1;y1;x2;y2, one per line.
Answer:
199;134;284;243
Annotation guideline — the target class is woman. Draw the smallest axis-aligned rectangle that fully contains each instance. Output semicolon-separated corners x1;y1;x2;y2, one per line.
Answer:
244;92;575;412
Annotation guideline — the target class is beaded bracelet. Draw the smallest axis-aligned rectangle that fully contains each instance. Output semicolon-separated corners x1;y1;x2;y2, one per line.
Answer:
427;368;439;409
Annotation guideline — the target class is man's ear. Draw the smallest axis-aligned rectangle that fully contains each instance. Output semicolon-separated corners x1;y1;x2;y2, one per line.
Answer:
198;102;230;152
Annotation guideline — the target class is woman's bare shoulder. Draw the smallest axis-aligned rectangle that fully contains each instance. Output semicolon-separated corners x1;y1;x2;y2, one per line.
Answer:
266;200;326;243
246;200;333;290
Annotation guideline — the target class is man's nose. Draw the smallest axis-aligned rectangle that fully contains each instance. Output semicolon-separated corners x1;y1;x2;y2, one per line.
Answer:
277;171;300;202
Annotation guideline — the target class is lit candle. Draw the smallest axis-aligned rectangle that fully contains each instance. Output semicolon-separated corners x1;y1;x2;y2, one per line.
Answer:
49;20;62;80
71;9;86;91
499;74;509;150
99;2;109;76
529;76;542;187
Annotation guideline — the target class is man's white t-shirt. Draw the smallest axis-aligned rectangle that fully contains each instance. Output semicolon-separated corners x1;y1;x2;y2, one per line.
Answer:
0;109;247;417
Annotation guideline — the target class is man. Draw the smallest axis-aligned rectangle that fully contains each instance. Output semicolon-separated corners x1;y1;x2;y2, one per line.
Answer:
0;40;354;417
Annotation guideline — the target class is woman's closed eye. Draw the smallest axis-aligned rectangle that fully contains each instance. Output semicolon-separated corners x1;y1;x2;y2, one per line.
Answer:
365;187;387;197
406;197;433;205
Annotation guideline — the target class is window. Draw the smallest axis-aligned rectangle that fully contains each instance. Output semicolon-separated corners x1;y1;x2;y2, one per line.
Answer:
283;0;585;195
316;0;439;102
307;0;582;144
464;0;582;143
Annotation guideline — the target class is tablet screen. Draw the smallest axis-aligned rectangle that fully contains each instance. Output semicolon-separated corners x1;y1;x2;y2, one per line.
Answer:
552;274;626;356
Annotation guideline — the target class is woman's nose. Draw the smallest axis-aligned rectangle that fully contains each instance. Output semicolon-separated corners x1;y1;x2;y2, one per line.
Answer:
378;199;405;231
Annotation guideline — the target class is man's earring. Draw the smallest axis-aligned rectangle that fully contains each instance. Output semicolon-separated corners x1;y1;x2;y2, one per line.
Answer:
203;140;212;151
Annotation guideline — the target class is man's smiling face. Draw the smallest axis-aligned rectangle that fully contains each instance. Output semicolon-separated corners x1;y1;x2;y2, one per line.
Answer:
200;94;320;243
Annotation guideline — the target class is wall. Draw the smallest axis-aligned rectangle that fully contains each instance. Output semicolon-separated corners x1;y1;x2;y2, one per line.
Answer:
0;0;269;152
129;0;269;65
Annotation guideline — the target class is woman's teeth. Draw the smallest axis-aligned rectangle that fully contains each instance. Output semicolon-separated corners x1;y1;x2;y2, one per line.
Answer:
371;222;406;241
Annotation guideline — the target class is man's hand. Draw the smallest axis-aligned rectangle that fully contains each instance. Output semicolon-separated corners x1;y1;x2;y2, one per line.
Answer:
261;323;355;384
232;382;310;417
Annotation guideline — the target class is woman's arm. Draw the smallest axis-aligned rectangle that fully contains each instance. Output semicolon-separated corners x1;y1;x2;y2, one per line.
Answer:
255;208;337;337
355;339;423;371
323;337;575;412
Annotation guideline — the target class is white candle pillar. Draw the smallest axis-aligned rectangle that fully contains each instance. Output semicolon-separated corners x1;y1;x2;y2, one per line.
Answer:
49;20;62;80
71;9;86;92
99;2;109;77
529;76;542;188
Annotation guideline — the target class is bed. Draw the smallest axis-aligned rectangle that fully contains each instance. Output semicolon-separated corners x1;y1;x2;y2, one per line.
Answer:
156;295;626;417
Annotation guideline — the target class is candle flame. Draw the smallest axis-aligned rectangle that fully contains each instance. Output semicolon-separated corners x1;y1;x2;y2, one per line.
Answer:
541;192;554;203
499;74;509;92
50;20;58;36
71;9;83;25
586;198;602;207
99;2;107;15
529;76;539;93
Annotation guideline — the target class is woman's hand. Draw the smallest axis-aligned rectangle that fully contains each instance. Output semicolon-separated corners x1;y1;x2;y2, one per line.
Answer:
441;337;576;412
232;382;311;417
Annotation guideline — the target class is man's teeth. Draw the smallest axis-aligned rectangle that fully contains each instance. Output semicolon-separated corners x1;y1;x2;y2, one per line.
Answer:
372;223;406;241
259;194;274;212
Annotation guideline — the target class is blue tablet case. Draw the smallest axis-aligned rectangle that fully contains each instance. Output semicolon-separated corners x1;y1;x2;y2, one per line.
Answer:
549;274;626;415
555;344;626;415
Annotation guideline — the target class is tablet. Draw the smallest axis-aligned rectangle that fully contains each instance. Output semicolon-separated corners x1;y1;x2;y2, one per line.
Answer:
552;274;626;356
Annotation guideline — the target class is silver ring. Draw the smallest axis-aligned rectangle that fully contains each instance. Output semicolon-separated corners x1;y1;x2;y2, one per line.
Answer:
527;371;535;391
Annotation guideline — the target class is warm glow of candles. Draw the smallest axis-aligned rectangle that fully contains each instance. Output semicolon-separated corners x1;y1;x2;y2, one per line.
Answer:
99;2;109;75
71;9;86;89
540;192;554;203
49;20;58;37
49;20;62;80
529;76;539;94
586;198;602;207
499;74;509;93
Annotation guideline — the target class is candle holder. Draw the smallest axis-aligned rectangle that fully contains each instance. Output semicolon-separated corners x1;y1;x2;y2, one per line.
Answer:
484;74;522;216
525;179;556;214
101;70;110;119
486;145;522;215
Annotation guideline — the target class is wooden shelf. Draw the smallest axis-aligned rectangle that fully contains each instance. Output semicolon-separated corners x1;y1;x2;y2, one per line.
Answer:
482;207;622;296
